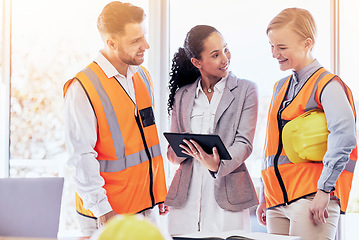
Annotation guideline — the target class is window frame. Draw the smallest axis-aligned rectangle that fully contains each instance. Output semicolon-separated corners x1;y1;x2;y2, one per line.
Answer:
0;0;11;178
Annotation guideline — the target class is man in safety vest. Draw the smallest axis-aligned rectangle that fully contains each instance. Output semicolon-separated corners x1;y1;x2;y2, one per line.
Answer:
64;1;168;237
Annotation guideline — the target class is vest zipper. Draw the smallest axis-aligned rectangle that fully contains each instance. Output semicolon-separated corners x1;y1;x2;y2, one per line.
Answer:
135;114;156;207
274;109;289;204
273;79;293;205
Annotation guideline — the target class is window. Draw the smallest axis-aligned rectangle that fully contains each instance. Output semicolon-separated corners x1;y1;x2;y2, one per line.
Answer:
169;0;331;179
168;1;359;238
2;0;359;238
1;0;11;178
340;1;359;238
8;0;149;234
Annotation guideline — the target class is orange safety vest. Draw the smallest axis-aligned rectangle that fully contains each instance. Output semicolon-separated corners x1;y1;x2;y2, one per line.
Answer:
64;62;167;218
262;67;357;213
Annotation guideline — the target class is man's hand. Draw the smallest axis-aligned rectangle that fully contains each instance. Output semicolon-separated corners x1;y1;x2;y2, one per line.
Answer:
309;190;330;225
97;210;117;229
256;202;267;226
158;203;169;215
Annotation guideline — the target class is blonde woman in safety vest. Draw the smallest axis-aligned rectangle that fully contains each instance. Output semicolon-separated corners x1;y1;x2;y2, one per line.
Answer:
64;1;168;237
256;8;357;240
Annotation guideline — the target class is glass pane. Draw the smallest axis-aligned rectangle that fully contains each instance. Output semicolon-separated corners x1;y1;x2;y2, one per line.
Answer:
340;0;359;225
169;0;331;179
10;0;149;233
10;0;148;163
0;0;3;83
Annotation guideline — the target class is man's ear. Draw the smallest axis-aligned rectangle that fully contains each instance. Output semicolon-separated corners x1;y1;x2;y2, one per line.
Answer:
191;57;201;69
106;38;116;50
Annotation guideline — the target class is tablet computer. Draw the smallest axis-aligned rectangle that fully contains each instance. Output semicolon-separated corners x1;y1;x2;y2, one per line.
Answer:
163;132;232;160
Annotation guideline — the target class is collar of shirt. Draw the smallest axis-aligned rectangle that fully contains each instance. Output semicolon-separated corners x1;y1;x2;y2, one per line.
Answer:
293;59;322;84
195;74;228;98
94;52;139;80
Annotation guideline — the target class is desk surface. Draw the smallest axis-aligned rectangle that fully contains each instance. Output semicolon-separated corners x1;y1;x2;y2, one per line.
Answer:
176;230;301;240
1;232;301;240
0;238;56;240
0;237;86;240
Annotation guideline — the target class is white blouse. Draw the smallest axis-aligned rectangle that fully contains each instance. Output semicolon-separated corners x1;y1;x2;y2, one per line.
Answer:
168;75;251;235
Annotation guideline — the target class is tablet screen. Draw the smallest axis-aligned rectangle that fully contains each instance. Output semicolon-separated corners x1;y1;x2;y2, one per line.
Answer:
163;132;232;160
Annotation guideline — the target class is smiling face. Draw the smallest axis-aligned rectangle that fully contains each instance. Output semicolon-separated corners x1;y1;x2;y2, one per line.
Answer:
112;21;149;66
268;24;313;72
192;32;231;82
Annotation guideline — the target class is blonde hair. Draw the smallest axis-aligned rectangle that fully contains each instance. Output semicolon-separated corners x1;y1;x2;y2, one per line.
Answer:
97;1;144;39
267;8;317;47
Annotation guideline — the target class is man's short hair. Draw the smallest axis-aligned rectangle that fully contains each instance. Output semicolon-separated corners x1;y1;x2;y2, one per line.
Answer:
97;1;145;38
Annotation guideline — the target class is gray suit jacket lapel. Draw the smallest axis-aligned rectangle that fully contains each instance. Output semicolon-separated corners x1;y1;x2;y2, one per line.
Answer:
214;73;236;130
179;79;198;132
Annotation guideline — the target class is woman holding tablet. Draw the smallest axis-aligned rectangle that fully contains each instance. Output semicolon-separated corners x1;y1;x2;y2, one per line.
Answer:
165;25;258;235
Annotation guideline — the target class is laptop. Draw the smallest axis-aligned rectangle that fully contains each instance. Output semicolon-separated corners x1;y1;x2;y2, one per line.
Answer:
0;177;64;238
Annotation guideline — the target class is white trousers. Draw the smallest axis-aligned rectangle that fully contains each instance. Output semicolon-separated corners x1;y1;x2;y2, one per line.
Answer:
77;206;161;237
168;160;251;236
266;196;340;240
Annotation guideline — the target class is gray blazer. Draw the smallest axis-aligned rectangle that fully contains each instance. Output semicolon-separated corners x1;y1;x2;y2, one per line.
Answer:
165;72;259;211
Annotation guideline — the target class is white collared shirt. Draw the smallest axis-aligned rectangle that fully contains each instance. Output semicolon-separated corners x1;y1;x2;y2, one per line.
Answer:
95;52;138;105
64;52;139;217
191;76;227;134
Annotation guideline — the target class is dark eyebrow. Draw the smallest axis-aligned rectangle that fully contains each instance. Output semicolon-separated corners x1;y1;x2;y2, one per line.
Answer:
210;43;228;55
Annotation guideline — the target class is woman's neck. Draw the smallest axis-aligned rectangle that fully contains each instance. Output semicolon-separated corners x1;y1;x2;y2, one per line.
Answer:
294;53;315;72
200;76;221;93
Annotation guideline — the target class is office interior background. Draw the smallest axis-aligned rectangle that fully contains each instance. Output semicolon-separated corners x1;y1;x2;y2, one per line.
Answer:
1;0;359;238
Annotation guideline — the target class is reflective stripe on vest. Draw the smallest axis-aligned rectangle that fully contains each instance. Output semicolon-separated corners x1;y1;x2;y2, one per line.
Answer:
138;67;153;103
98;144;161;172
264;154;356;173
264;155;291;169
262;67;357;213
305;70;330;111
82;67;125;160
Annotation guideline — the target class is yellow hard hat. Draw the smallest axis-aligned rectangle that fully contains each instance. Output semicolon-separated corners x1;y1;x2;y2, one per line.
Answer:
282;109;329;164
98;215;165;240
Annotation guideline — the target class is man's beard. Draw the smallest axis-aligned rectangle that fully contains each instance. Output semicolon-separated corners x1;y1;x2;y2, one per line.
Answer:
119;52;144;66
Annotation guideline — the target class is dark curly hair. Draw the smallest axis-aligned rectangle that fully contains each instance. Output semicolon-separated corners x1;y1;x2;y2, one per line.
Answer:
167;25;219;114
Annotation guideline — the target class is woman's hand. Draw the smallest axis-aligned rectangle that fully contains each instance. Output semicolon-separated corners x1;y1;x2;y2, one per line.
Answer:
256;202;267;226
309;190;330;225
180;139;220;172
158;203;169;215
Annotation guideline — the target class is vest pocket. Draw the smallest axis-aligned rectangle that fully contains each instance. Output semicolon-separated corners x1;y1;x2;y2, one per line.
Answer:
139;107;155;127
225;171;254;205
